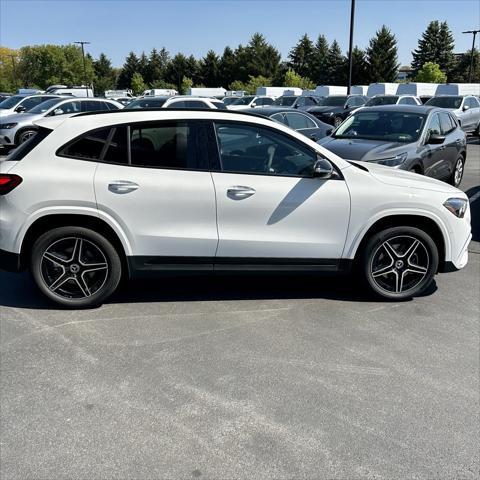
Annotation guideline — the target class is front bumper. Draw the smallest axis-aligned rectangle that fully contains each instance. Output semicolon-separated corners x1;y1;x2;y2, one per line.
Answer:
0;130;15;146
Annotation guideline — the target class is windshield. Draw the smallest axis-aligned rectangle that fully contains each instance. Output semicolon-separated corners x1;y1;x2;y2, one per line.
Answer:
317;96;347;106
223;97;240;106
365;96;399;106
334;110;426;142
0;95;24;110
425;96;462;109
28;98;64;114
126;97;167;109
273;96;297;106
231;96;256;106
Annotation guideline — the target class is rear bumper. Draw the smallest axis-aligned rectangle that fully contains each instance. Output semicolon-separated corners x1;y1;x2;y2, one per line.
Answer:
0;248;21;272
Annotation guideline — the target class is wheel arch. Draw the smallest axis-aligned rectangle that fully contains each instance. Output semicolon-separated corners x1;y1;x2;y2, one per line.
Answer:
19;213;131;277
349;213;449;271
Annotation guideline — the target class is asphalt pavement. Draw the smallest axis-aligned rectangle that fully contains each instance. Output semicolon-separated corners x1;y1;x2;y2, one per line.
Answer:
0;141;479;479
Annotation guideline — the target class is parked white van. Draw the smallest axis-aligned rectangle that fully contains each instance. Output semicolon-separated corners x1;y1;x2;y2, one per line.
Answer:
366;83;399;97
48;86;94;97
314;86;347;96
435;83;480;96
143;89;178;97
351;85;369;95
397;83;439;97
188;87;227;97
256;87;302;96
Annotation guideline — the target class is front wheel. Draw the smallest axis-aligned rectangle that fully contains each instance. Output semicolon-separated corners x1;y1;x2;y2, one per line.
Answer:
17;129;37;144
30;227;122;308
361;226;439;300
448;157;464;188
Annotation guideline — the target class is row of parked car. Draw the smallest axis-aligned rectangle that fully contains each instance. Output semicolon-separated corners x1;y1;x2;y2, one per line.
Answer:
0;89;478;190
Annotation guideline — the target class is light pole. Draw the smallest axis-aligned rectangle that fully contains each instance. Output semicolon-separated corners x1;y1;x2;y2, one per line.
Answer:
75;41;91;97
347;0;356;94
462;30;480;83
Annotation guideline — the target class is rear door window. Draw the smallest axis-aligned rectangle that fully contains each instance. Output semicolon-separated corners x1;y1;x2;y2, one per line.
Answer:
285;113;316;129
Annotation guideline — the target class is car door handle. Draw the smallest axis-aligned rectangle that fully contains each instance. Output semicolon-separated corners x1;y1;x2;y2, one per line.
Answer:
227;186;256;198
108;180;139;194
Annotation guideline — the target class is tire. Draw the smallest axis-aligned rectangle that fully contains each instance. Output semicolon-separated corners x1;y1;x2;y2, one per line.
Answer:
448;156;464;188
30;227;122;308
333;116;343;128
17;129;37;144
361;226;439;300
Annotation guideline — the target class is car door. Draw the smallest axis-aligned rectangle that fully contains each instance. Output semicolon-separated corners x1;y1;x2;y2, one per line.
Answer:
210;121;350;264
438;111;459;179
471;97;480;131
93;120;218;266
422;113;447;179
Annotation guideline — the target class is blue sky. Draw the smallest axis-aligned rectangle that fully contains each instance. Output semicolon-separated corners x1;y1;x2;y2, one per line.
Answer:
1;0;478;67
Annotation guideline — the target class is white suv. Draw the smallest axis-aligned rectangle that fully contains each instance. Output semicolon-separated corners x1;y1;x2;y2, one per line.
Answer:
0;109;471;308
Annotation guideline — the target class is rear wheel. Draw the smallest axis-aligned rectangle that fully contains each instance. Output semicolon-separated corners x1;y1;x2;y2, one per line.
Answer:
361;226;438;300
30;227;122;308
17;129;37;144
448;156;464;188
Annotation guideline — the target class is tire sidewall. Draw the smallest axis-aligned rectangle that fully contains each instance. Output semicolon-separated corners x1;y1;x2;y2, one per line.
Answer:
31;226;122;308
362;226;439;300
449;156;464;188
18;129;37;145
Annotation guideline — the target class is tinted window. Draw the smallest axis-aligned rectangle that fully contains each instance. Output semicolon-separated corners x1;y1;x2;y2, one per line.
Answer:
270;113;287;125
212;101;228;110
103;127;129;164
167;100;207;109
318;96;347;107
365;96;398;106
51;101;81;115
19;96;55;111
130;121;205;169
0;95;24;109
285;113;316;129
273;96;297;107
105;101;121;111
81;101;106;112
305;97;317;106
335;110;426;142
439;112;455;134
427;114;441;136
467;97;480;108
7;127;52;161
223;97;239;106
28;98;64;114
215;122;317;176
425;96;462;109
60;128;111;159
125;97;167;109
231;96;256;106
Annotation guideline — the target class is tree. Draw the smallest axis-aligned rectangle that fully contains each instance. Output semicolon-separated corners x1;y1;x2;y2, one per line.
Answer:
199;50;220;87
450;49;480;83
181;75;193;95
284;68;315;90
237;33;281;81
348;46;369;86
411;21;455;79
131;72;146;95
0;46;20;91
311;35;330;84
415;62;447;83
145;47;169;86
288;34;315;79
366;26;399;83
325;40;346;85
138;52;149;80
165;53;190;91
219;46;237;89
116;52;139;89
93;53;116;95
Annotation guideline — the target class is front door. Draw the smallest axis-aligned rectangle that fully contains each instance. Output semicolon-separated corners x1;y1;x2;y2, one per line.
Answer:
210;122;351;266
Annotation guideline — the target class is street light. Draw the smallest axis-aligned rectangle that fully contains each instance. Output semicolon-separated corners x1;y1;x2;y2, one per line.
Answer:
462;30;480;83
75;41;91;97
347;0;356;94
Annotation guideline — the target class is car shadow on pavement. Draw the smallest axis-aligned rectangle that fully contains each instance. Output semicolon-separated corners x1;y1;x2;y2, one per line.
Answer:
465;185;480;242
0;270;437;310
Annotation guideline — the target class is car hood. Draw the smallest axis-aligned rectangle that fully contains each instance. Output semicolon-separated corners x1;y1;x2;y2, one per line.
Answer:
0;109;16;117
353;161;459;194
0;112;42;125
318;137;411;161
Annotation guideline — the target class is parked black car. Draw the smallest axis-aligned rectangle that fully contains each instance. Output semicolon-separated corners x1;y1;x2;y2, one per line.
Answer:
248;107;333;141
318;105;467;187
307;95;368;127
272;95;323;110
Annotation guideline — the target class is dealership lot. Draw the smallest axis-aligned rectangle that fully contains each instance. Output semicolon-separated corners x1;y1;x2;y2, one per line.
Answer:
0;141;478;478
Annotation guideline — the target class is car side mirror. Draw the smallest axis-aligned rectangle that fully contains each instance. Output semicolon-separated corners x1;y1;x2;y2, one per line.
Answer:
251;103;257;108
462;105;470;111
312;157;334;179
15;106;26;113
428;133;446;144
53;108;64;116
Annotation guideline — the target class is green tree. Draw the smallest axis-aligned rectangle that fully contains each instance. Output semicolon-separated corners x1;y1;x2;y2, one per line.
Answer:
347;46;369;85
415;62;447;83
199;50;220;87
117;51;139;89
288;34;315;79
284;68;315;89
93;53;116;95
411;21;455;79
229;79;246;92
450;49;480;82
366;26;399;82
0;46;20;91
325;40;346;84
131;72;146;95
145;47;169;85
219;46;237;88
138;52;149;80
165;53;189;91
311;35;330;84
181;75;193;94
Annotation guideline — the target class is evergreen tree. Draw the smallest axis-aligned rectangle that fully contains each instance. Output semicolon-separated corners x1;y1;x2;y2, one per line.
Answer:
311;35;329;84
242;33;281;80
218;47;237;88
199;50;220;87
288;33;315;79
165;53;198;91
349;46;369;85
93;53;116;95
366;26;399;82
325;40;347;85
186;54;200;84
411;21;455;78
138;52;149;81
145;47;169;85
117;52;139;89
450;48;480;83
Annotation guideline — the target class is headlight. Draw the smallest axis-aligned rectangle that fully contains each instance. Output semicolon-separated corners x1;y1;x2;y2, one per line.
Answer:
371;152;408;167
443;198;468;218
0;123;18;129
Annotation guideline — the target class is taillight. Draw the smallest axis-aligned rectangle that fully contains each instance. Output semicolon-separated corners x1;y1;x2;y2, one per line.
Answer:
0;174;22;195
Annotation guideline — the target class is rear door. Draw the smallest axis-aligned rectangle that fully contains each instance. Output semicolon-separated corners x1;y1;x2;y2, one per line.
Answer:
423;113;445;178
93;120;218;268
438;111;459;179
210;121;350;265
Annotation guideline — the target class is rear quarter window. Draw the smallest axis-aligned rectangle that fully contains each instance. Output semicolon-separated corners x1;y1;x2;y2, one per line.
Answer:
6;128;52;161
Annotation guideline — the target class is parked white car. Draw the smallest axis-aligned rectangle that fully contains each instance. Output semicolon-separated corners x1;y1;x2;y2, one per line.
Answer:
363;95;422;107
0;97;123;147
425;95;480;135
163;96;227;109
228;95;276;110
0;110;470;307
0;94;61;118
